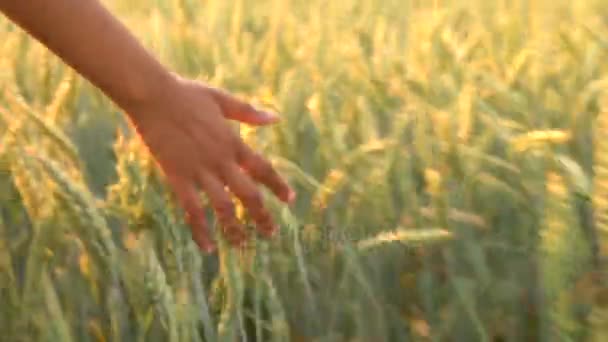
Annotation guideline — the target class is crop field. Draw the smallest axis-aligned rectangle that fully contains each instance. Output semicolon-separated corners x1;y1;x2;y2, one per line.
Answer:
1;0;608;341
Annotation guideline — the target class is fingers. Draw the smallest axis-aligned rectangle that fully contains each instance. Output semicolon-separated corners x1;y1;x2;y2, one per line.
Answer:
207;87;280;126
166;150;291;252
166;175;216;253
224;164;277;238
197;171;248;247
237;145;296;204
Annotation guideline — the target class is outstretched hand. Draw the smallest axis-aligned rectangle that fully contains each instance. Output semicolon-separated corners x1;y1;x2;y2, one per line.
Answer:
0;0;295;252
127;75;295;253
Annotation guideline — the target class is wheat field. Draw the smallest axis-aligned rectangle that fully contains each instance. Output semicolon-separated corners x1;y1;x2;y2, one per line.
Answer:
1;0;608;341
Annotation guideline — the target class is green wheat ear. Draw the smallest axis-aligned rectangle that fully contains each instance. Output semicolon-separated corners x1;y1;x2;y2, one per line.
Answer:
588;93;608;341
593;93;608;263
540;172;590;341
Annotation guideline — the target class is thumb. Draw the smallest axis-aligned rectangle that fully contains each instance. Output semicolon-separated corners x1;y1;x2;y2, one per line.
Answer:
207;87;280;126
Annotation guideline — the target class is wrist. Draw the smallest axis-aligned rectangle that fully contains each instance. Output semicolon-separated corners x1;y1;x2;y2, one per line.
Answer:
116;68;179;121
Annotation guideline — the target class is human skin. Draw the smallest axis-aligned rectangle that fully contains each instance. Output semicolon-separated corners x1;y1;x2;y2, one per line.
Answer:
0;0;295;253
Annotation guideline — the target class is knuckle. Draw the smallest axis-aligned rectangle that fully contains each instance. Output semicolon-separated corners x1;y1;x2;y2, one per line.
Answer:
242;190;263;207
255;157;274;176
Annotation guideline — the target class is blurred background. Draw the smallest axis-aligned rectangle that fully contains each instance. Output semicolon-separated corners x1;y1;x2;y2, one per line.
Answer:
1;0;608;341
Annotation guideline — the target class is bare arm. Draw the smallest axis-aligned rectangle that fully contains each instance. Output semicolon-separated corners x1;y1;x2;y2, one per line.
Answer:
0;0;170;112
0;0;295;252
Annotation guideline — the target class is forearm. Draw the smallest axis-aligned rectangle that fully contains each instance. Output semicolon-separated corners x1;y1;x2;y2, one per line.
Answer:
0;0;173;114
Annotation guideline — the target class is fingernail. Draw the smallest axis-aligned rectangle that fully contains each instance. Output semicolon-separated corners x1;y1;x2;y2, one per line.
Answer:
201;243;217;254
259;110;280;123
287;189;296;204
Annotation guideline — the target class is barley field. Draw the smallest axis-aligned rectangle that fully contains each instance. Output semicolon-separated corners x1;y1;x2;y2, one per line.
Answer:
1;0;608;341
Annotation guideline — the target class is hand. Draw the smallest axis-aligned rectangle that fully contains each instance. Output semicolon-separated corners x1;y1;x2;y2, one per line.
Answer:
126;74;295;253
0;0;294;253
